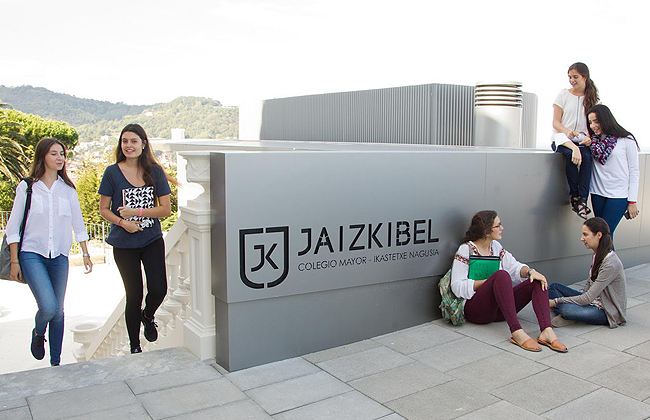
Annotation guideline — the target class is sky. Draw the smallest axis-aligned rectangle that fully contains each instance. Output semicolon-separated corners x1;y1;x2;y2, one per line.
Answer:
2;0;648;148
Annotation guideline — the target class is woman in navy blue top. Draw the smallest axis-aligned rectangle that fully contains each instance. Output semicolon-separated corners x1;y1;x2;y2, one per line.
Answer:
99;124;174;353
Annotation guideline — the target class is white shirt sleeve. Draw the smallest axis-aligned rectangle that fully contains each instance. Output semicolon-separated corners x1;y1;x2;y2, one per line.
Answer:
450;243;476;299
626;139;640;202
499;245;527;285
70;189;89;243
553;89;565;109
4;181;28;245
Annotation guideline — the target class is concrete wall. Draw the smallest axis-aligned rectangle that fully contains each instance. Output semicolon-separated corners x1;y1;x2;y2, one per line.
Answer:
210;148;648;371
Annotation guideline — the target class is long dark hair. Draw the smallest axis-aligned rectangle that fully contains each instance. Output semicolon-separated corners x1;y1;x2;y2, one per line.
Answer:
463;210;497;242
116;124;177;198
586;104;639;149
584;217;613;282
568;62;599;115
29;138;75;189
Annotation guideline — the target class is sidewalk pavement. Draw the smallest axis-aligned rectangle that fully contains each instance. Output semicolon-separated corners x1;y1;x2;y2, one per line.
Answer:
2;264;650;419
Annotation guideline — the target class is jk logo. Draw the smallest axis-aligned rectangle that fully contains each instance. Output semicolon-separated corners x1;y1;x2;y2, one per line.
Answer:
239;226;289;289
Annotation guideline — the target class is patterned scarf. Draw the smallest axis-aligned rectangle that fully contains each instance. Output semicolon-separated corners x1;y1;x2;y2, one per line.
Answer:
590;134;618;165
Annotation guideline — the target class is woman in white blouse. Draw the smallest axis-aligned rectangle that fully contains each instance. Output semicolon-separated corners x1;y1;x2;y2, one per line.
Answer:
6;138;93;366
587;104;640;239
451;211;567;353
552;62;600;219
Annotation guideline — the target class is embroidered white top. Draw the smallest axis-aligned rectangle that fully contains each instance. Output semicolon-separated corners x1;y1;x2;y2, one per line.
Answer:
590;136;640;201
5;177;89;258
450;240;528;300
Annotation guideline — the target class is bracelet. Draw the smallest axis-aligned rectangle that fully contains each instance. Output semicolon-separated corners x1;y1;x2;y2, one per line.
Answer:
83;253;90;257
138;208;143;217
628;201;637;204
11;261;19;264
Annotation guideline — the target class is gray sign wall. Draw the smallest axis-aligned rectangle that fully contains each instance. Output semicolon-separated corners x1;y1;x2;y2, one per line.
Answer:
211;149;648;371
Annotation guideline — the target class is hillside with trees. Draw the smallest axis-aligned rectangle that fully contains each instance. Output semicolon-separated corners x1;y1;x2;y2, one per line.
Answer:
0;86;239;142
0;85;150;126
76;96;238;142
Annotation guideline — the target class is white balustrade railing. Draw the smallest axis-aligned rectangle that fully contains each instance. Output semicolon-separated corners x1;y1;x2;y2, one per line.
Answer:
83;219;190;359
82;151;215;361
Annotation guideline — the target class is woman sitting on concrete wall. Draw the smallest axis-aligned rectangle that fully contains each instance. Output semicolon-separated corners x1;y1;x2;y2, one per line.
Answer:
552;62;599;220
548;217;627;328
451;210;567;353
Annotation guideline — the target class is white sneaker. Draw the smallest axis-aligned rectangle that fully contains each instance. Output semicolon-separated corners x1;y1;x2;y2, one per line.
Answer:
551;315;575;328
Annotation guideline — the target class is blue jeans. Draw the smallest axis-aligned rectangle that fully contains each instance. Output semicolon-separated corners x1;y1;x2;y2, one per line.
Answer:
19;251;69;365
590;194;628;238
548;283;608;325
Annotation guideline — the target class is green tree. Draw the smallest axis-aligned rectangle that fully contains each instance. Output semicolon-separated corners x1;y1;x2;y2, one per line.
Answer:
75;162;104;226
0;104;78;211
0;179;16;211
5;109;78;153
0;103;28;183
160;168;178;232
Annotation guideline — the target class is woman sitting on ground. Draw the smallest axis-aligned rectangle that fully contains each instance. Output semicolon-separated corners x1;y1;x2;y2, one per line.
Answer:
451;210;567;352
548;217;627;328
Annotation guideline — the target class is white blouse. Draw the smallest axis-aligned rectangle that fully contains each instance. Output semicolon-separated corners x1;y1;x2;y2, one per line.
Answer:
5;177;89;258
590;136;640;201
552;89;588;137
450;240;527;300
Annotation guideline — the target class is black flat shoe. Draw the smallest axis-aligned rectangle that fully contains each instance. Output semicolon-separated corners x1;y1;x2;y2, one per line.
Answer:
31;329;46;360
141;309;158;342
131;347;143;354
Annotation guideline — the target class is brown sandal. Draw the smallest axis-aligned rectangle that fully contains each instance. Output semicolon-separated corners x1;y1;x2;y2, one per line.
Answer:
537;337;568;353
510;337;542;352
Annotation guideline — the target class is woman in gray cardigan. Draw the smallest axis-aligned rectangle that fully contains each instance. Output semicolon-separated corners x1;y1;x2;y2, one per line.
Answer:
548;217;627;328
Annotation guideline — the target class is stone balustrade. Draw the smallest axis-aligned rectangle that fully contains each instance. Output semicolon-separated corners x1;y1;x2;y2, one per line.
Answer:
82;150;215;361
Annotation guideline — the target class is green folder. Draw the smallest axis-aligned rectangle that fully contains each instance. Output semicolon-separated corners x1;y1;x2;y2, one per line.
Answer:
468;256;500;280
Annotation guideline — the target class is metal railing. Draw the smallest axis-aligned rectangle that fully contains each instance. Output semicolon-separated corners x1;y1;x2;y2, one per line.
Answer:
1;211;108;256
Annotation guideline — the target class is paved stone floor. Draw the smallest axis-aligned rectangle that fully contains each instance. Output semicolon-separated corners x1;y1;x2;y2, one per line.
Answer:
2;263;650;419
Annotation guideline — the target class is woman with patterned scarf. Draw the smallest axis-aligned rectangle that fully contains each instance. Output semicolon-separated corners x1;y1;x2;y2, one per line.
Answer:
588;104;640;239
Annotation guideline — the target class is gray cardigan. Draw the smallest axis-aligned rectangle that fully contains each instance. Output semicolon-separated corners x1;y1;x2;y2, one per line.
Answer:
556;252;627;328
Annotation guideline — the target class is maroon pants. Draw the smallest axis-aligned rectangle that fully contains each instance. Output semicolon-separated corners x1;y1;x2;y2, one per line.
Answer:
464;270;552;333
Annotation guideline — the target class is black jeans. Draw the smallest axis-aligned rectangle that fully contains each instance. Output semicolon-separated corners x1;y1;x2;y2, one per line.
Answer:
556;144;593;201
113;238;167;349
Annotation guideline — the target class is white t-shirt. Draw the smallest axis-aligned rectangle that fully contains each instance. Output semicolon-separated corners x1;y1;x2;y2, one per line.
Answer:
552;89;587;139
591;136;640;201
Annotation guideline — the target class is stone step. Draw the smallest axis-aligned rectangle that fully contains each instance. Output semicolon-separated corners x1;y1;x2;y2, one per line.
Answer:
0;347;205;403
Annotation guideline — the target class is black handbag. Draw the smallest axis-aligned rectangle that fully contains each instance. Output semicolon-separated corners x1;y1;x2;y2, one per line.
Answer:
0;178;34;282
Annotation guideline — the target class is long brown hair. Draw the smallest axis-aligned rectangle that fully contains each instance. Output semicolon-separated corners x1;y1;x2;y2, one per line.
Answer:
568;62;599;116
584;217;613;282
463;210;497;242
116;124;177;198
586;104;639;150
29;138;75;189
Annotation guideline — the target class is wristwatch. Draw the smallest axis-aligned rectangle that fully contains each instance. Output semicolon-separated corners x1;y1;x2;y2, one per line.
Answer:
526;268;535;279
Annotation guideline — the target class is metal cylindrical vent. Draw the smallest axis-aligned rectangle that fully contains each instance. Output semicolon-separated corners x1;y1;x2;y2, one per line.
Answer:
473;82;523;148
